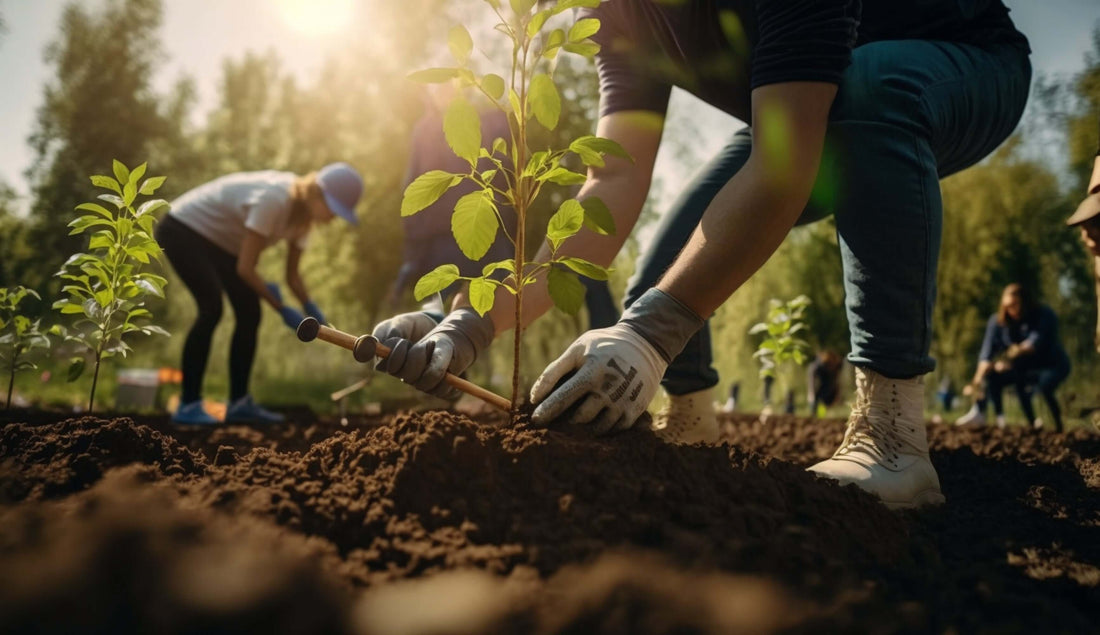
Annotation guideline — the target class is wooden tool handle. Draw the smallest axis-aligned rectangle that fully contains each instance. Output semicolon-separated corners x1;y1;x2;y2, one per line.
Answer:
297;318;511;413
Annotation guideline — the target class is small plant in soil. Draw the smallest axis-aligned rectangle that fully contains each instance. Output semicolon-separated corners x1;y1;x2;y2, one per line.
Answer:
401;0;628;413
750;295;812;381
52;160;170;411
0;286;52;409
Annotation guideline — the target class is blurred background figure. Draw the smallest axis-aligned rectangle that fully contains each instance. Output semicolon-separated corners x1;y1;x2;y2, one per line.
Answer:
1064;116;1100;354
156;163;362;425
955;283;1071;431
806;350;843;418
720;381;740;414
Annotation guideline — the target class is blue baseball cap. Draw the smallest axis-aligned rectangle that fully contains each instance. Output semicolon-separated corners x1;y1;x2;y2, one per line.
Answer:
317;162;363;226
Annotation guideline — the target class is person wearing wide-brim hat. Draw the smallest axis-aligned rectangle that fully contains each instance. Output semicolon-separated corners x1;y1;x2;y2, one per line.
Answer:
155;163;363;424
1065;122;1100;354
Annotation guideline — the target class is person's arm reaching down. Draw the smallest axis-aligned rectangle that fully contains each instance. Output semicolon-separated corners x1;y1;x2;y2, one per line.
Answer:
237;230;303;330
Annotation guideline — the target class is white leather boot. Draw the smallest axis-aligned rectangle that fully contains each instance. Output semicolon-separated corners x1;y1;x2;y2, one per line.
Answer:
651;388;720;445
808;367;945;510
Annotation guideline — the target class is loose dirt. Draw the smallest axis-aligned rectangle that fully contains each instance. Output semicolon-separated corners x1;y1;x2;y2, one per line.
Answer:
0;408;1096;633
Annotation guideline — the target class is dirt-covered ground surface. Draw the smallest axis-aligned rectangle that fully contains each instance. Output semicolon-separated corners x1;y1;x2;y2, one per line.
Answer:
0;407;1097;634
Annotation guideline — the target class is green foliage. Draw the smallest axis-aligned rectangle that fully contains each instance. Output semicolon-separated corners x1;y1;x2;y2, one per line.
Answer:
402;0;624;317
401;0;623;410
0;286;51;408
749;295;812;380
51;161;170;411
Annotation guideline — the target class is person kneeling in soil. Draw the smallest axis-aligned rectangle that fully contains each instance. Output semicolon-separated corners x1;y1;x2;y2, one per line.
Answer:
955;284;1071;432
371;0;1031;509
156;164;363;424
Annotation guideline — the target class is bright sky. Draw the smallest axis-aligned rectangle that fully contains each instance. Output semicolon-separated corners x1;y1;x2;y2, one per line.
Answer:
0;0;1097;214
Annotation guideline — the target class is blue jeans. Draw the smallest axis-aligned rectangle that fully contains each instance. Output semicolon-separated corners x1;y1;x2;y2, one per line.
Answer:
625;40;1032;395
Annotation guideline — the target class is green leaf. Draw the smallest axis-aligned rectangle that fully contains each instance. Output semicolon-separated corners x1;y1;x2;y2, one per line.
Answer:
748;322;768;335
509;0;536;16
91;176;122;195
444;97;482;165
559;257;609;280
540;167;587;185
569;135;631;163
527;8;551;37
140;325;170;338
128;162;147;187
54;300;86;314
581;197;615;235
401;170;461;216
568;17;600;42
482;259;516;277
76;202;114;219
448;25;473;64
554;0;600;13
67;357;85;382
542;28;566;59
408;67;461;83
112;160;130;185
414;264;461;301
89;232;114;251
480;73;505;101
67;216;113;235
136;199;168;216
529;73;561;130
523;151;550;177
139;175;166;195
563;40;600;58
492;137;508;156
98;194;125;208
547;267;585;315
468;277;496;316
451;191;499;261
546;199;585;251
135;279;164;298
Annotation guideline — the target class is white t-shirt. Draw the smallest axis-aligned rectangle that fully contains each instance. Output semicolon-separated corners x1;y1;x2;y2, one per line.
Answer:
168;171;308;255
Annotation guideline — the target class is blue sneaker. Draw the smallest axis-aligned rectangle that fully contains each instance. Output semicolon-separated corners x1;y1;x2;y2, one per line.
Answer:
225;395;285;424
173;400;219;425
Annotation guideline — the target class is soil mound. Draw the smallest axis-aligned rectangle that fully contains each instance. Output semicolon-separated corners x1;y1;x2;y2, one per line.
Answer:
0;417;205;504
186;411;908;592
0;467;349;635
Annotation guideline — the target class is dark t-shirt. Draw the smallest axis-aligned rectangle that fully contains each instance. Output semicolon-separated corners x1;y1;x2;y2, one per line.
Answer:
978;305;1069;369
586;0;1029;122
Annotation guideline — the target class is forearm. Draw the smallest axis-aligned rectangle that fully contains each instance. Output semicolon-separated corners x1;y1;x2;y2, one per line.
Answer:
973;360;992;383
237;265;281;309
656;157;811;317
286;272;310;306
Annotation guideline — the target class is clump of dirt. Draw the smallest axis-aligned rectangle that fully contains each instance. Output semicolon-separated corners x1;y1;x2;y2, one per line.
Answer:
0;467;350;635
0;417;205;504
183;410;909;592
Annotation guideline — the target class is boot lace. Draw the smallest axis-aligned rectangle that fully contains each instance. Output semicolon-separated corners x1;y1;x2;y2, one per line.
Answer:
836;374;921;469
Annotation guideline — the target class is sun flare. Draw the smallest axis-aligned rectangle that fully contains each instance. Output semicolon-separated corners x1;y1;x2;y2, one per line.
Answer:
275;0;357;37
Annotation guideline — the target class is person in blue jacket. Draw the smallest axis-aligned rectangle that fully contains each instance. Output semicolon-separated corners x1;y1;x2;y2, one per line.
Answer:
956;283;1071;431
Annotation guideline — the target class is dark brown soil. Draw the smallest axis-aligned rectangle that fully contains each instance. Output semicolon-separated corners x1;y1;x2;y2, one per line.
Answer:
0;408;1097;634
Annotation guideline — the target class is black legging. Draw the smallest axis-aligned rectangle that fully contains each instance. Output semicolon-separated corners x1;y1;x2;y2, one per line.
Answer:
982;362;1071;432
155;215;260;404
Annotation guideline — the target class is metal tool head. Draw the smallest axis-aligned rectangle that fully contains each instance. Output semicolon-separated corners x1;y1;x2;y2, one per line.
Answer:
352;334;378;363
296;317;321;342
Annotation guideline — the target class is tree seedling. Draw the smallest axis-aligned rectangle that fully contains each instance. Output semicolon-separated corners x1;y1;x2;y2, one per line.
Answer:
52;160;170;412
750;295;812;381
0;286;51;409
402;0;628;413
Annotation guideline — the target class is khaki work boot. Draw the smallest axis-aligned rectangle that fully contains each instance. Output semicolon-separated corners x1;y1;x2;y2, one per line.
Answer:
808;367;945;510
651;388;720;445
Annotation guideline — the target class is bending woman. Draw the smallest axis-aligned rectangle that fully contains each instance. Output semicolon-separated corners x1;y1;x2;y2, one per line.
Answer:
155;163;363;424
957;283;1071;431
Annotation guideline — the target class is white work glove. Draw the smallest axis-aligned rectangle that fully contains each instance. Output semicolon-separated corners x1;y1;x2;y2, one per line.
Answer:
374;307;494;400
530;288;704;434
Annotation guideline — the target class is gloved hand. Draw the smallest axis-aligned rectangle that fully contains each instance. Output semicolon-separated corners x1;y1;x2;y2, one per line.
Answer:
303;300;328;326
374;307;494;400
371;311;442;344
265;281;284;304
279;305;306;331
529;288;704;433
